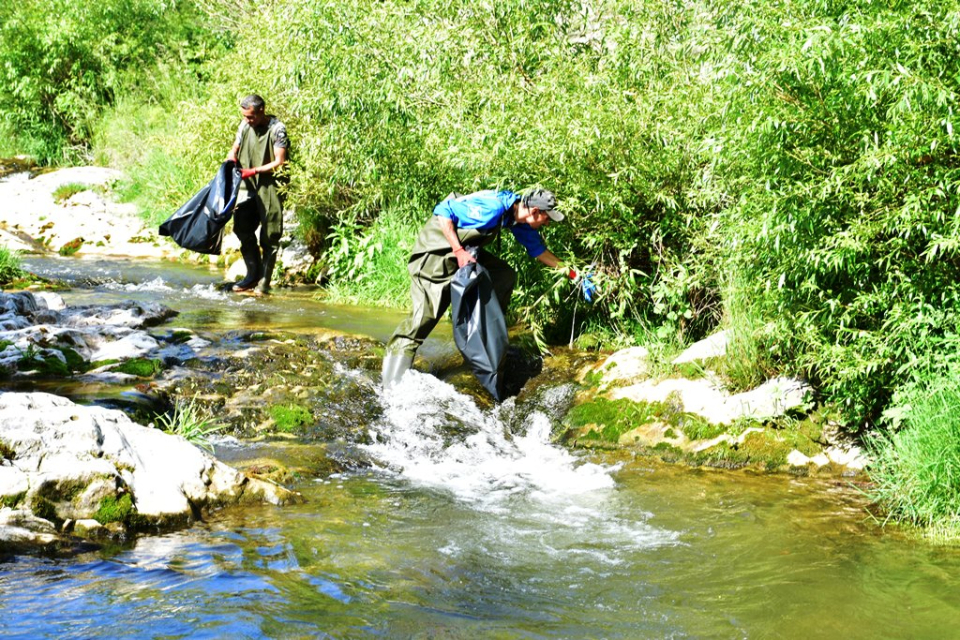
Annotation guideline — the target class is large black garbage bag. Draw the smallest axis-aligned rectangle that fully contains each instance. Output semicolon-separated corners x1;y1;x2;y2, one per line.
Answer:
159;161;242;255
450;260;508;401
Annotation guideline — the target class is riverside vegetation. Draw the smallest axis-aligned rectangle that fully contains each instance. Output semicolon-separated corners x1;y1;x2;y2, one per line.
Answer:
3;0;960;533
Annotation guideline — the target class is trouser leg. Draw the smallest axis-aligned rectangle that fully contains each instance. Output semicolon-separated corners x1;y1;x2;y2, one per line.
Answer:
256;244;279;295
255;202;284;295
233;200;263;290
384;270;451;359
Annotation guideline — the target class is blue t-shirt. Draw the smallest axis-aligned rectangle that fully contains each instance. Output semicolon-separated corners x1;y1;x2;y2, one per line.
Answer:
432;190;547;258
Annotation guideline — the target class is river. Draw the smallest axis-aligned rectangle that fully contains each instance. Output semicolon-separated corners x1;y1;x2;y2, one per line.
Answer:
1;256;958;639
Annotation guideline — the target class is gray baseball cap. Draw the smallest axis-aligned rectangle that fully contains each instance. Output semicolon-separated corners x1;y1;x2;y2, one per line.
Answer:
524;189;564;222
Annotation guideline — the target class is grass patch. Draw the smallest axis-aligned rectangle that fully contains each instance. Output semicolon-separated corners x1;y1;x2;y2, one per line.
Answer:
58;238;84;256
110;358;163;377
154;396;223;453
94;493;135;525
566;397;693;444
0;246;28;285
0;439;14;461
867;378;960;528
52;183;90;203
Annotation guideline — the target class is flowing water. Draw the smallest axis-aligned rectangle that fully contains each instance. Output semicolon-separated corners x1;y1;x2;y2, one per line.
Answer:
2;256;959;639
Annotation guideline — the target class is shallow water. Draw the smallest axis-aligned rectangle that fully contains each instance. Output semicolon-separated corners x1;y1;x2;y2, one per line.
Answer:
2;256;959;638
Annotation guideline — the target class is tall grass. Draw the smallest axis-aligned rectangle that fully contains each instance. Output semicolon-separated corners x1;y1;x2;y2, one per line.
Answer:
154;396;223;453
867;377;960;530
0;246;26;285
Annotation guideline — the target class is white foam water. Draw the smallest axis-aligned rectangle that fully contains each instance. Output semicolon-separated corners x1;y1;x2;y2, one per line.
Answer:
103;277;173;292
366;371;680;555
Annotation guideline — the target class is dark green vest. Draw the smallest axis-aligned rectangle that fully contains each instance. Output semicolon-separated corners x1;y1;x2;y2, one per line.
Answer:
238;119;285;241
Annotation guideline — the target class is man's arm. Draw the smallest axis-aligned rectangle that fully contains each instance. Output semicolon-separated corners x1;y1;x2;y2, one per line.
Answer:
437;217;476;267
256;146;287;175
226;143;240;162
238;147;288;179
537;249;583;282
535;250;561;269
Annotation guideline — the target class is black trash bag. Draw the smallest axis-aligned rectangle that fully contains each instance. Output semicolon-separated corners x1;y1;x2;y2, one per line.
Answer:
450;259;509;401
159;160;242;255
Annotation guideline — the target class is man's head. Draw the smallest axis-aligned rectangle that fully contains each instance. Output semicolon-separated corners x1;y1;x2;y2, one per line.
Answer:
239;94;267;127
517;189;564;229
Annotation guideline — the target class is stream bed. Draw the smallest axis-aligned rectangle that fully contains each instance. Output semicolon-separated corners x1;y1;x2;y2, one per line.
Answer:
2;256;958;639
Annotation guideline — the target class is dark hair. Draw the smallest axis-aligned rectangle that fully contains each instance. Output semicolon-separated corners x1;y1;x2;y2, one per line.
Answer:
239;94;266;111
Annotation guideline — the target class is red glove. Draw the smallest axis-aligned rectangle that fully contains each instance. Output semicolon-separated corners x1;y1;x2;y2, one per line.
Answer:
453;247;477;268
241;167;257;179
568;269;578;280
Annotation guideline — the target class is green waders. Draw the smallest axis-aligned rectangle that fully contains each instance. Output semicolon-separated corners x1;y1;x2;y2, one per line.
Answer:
234;121;284;293
382;216;516;386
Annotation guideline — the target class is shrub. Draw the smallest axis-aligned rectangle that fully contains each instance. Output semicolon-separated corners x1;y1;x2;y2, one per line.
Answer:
867;375;960;529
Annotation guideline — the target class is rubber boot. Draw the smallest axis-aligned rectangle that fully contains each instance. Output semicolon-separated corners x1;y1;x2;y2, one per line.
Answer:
254;246;279;296
232;246;263;292
381;352;413;389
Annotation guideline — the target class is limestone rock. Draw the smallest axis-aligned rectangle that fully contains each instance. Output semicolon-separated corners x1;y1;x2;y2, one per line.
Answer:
610;375;812;425
0;392;302;551
592;346;650;385
672;330;730;364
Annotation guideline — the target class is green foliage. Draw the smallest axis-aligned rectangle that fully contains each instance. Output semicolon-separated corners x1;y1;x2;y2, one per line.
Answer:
52;183;90;203
0;246;27;285
711;0;960;427
268;403;314;433
154;396;223;453
81;0;960;436
867;375;960;529
0;0;226;163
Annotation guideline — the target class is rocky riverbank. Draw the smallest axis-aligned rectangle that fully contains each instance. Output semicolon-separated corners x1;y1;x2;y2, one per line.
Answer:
0;163;315;283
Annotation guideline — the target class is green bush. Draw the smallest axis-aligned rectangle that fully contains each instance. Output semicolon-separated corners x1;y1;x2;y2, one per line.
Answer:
867;375;960;530
0;0;224;164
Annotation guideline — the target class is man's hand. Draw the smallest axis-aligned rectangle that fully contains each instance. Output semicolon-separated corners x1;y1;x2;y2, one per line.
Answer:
241;167;257;179
454;247;476;268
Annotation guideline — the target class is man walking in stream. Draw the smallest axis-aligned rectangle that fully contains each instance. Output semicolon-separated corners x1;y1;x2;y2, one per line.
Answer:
381;188;590;391
226;94;289;295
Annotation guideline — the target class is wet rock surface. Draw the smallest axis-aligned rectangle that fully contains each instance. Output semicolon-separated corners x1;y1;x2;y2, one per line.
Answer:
567;333;869;475
0;392;301;555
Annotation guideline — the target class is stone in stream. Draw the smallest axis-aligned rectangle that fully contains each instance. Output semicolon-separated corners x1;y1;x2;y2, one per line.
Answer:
0;391;302;554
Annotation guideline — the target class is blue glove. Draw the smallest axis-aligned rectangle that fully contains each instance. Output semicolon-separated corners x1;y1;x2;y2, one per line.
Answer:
581;273;596;302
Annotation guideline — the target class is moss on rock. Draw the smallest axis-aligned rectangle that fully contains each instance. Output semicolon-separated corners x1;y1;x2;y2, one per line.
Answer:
94;493;134;525
110;358;163;377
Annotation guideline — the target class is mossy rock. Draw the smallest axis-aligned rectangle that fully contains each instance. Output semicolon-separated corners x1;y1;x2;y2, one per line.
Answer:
109;358;163;377
18;351;69;376
564;397;703;445
269;403;314;433
94;493;135;525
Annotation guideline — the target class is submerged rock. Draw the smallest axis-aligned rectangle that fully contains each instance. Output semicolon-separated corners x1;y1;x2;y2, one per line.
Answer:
0;392;302;554
0;291;177;377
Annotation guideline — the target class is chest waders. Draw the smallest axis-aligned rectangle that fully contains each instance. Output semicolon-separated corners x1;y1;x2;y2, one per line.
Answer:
233;122;284;293
382;216;517;387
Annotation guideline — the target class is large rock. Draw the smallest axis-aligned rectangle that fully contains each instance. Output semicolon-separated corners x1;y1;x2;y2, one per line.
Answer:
0;392;301;550
609;375;812;425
